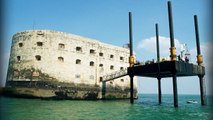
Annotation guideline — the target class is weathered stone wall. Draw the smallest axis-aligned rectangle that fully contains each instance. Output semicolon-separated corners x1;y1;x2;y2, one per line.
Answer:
7;30;137;98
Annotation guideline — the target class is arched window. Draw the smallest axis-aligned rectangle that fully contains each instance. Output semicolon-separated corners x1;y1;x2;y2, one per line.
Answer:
19;43;23;47
37;42;43;46
58;57;64;62
76;46;82;52
110;65;114;70
76;59;81;64
99;64;103;67
58;43;65;49
99;52;103;57
90;49;95;54
110;54;114;59
90;61;94;66
99;77;103;82
35;55;41;61
17;56;21;61
120;56;124;60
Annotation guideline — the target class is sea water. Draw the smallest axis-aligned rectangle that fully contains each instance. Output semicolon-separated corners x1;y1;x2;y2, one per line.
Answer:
0;94;211;120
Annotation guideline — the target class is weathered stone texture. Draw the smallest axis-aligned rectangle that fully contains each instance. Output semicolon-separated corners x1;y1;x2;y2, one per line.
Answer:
6;30;138;99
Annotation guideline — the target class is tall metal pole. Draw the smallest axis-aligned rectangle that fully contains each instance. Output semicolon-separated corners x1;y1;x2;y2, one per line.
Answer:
156;23;161;104
156;24;160;62
194;15;206;105
199;75;206;105
168;1;178;107
172;74;178;107
129;12;133;57
168;1;176;61
129;12;134;104
194;15;201;55
130;75;134;104
158;77;162;104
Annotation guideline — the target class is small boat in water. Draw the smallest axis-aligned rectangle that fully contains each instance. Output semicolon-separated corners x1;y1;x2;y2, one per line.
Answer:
187;100;198;104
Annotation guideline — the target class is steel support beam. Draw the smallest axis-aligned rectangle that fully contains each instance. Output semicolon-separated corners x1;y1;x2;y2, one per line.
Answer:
172;74;178;107
130;75;134;104
158;77;162;104
199;75;206;105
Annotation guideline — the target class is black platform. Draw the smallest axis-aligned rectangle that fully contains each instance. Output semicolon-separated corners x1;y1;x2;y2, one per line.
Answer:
128;61;205;78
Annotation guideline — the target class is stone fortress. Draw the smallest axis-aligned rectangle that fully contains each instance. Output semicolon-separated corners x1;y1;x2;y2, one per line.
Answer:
6;30;137;99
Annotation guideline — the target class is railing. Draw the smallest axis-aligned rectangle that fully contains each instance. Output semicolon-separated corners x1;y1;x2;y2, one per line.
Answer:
102;68;128;82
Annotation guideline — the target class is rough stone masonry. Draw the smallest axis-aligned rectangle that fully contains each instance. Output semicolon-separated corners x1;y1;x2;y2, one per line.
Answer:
5;30;138;99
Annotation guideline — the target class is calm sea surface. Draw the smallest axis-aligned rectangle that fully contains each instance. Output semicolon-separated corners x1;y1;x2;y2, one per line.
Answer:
0;94;212;120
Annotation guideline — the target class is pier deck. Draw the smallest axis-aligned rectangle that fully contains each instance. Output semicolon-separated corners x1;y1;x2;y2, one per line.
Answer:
128;61;205;78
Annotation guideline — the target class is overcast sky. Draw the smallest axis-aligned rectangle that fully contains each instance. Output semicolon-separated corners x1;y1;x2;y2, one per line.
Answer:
1;0;211;94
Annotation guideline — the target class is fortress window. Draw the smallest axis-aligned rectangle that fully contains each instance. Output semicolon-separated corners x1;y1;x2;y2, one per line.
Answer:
90;49;95;54
37;42;43;46
120;56;124;60
19;43;23;47
99;64;103;67
76;59;81;64
90;61;94;66
99;52;103;57
35;55;41;61
90;75;94;80
110;54;114;59
110;65;114;70
110;81;113;84
99;77;103;82
58;57;64;62
75;74;81;79
76;46;82;52
120;67;124;70
17;56;21;61
120;79;124;82
58;43;65;49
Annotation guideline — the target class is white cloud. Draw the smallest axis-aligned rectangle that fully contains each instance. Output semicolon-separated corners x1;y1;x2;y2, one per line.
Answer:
137;36;182;57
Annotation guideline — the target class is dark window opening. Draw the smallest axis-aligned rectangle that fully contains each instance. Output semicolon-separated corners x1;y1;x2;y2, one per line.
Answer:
75;74;80;78
37;42;43;46
19;43;23;47
99;64;103;67
110;54;114;59
110;81;113;84
76;59;81;64
99;52;103;56
76;46;82;52
99;77;103;82
90;61;94;66
90;49;95;54
58;57;64;62
120;79;124;82
120;67;124;70
35;55;41;61
58;43;65;49
110;65;114;70
120;56;124;60
17;56;21;61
